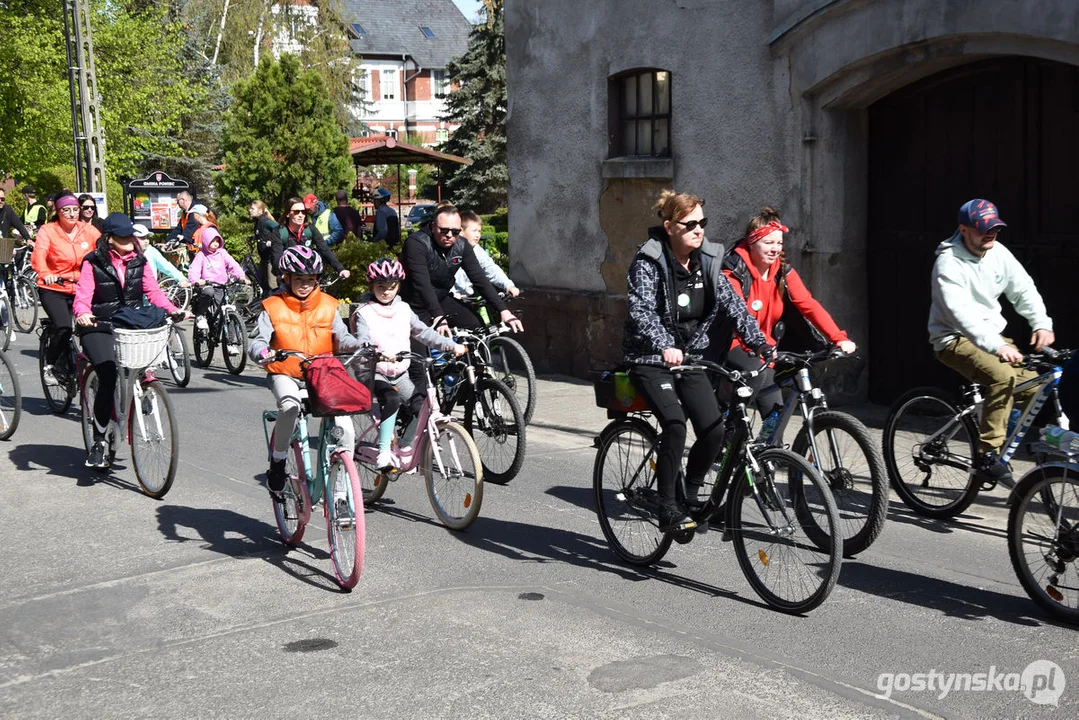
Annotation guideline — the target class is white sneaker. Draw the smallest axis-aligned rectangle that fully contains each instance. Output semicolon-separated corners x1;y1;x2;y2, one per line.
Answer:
195;316;209;332
42;364;57;384
375;451;394;470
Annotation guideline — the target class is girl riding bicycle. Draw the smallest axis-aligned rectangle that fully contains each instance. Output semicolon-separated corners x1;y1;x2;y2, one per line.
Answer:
73;213;183;469
250;246;363;498
350;258;465;470
187;220;248;333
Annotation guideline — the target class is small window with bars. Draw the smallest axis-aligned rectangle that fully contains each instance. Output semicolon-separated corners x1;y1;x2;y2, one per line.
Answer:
609;69;671;157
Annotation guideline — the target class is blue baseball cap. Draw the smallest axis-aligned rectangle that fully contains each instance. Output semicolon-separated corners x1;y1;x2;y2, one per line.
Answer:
100;211;136;237
375;187;392;201
958;199;1007;233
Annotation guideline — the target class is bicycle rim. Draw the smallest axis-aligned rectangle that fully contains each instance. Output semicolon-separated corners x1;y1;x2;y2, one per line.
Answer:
424;422;483;530
731;448;842;614
593;421;672;566
167;328;192;387
352;413;389;503
0;351;22;441
130;381;179;498
326;453;366;589
487;336;536;423
12;279;38;332
193;328;214;368
464;378;526;484
1008;468;1079;622
222;310;248;374
39;334;74;413
272;437;310;546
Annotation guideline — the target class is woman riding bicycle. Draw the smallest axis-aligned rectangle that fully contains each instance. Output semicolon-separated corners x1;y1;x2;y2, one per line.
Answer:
716;206;856;434
73;213;184;469
624;189;772;532
248;200;279;296
32;191;101;383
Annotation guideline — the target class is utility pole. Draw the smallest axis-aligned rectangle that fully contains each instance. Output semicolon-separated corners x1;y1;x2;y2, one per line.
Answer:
62;0;106;194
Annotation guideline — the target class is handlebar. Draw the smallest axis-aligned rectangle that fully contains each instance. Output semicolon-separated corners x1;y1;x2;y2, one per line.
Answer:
672;356;766;382
775;345;850;368
1023;347;1073;369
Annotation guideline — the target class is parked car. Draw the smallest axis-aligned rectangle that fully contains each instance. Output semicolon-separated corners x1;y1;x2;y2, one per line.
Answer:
404;203;436;230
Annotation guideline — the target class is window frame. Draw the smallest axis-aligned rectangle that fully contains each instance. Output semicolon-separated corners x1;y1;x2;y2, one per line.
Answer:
381;68;397;101
608;68;672;158
432;69;450;99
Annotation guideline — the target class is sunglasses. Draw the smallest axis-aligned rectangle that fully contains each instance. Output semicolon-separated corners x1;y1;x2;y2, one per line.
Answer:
0;196;5;201
81;204;96;210
675;218;708;231
435;226;462;236
290;209;306;215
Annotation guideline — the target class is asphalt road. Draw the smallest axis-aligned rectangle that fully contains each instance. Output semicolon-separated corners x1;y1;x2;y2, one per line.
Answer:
0;331;1075;719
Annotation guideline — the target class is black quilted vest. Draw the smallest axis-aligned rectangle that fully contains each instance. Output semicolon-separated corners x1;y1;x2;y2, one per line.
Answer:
85;247;147;320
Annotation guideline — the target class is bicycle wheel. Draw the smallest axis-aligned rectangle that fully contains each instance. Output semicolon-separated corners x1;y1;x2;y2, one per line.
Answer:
730;448;842;614
326;451;366;589
486;336;537;424
463;377;526;484
883;387;981;518
165;327;192;387
129;380;179;498
592;419;673;566
0;351;22;441
424;421;483;530
0;295;11;351
221;309;248;375
270;434;311;546
791;410;888;557
1008;466;1079;623
193;326;215;368
351;412;390;503
12;277;38;333
158;277;191;312
39;330;74;413
80;367;98;453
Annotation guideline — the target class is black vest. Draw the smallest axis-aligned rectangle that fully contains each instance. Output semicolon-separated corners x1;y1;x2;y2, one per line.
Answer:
416;228;467;293
85;247;147;320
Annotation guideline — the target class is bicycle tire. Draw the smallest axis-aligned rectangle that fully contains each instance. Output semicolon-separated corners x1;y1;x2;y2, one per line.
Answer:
486;336;537;424
269;433;311;546
39;329;74;413
12;277;38;333
0;351;22;441
193;327;215;368
463;377;526;484
593;418;673;566
79;368;119;466
221;309;248;375
326;451;366;589
1008;466;1079;623
424;421;483;530
129;380;179;498
166;327;192;387
883;387;981;518
352;412;390;503
159;277;192;312
0;295;11;351
730;447;842;614
791;410;888;557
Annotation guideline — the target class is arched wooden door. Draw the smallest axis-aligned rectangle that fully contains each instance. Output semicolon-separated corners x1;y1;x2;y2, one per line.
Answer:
867;57;1079;404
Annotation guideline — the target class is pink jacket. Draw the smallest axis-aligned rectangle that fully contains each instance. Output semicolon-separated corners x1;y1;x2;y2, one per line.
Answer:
188;228;245;285
74;248;179;317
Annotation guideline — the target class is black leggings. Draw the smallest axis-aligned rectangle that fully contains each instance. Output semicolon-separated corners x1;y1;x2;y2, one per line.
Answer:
39;288;74;365
629;364;726;506
80;329;118;436
726;347;782;416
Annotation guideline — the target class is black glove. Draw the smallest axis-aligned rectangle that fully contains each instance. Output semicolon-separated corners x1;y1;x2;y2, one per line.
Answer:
756;343;777;362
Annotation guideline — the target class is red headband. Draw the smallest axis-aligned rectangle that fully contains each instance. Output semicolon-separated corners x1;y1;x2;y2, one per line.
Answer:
745;220;788;245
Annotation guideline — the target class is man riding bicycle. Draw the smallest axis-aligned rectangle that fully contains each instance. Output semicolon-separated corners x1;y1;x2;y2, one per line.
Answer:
928;199;1056;486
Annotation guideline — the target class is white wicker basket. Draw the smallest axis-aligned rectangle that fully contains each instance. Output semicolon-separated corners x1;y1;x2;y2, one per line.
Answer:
113;326;170;369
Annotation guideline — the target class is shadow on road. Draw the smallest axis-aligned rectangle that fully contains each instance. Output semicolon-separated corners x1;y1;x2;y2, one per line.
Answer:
155;504;343;592
200;372;267;389
883;502;1009;541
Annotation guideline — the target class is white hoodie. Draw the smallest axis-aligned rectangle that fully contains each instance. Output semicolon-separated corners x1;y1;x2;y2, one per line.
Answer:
928;230;1052;353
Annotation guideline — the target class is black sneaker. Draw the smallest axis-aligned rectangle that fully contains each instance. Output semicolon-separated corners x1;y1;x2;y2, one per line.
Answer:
976;451;1013;490
658;503;697;533
267;459;288;495
85;440;109;469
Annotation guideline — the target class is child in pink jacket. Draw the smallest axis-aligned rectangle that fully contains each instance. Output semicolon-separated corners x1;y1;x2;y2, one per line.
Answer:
187;226;249;332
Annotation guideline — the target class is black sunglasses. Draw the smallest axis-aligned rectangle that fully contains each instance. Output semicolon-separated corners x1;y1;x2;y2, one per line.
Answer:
81;204;96;210
435;226;462;236
676;218;708;231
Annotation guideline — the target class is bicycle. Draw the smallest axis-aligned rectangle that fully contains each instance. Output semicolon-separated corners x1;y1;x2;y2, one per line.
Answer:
0;349;21;440
261;349;367;590
459;293;537;424
38;313;80;414
0;283;10;351
78;321;182;497
192;281;249;375
353;349;484;530
4;245;39;333
592;358;843;614
432;327;526;484
759;347;889;557
157;277;192;313
163;322;192;387
883;348;1074;519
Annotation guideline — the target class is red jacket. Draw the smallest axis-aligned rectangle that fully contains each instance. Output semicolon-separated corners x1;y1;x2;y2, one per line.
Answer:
32;221;101;294
724;244;848;351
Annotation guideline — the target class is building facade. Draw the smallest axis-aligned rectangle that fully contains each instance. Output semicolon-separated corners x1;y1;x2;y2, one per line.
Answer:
504;0;1079;402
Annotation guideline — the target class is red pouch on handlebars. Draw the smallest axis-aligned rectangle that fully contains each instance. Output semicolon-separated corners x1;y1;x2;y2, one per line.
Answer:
303;357;372;417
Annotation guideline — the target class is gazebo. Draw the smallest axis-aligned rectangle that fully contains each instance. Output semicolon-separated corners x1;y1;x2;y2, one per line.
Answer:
349;136;472;215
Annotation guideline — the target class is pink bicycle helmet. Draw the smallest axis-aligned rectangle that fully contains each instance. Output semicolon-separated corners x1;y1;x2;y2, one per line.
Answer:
367;257;406;282
278;245;323;275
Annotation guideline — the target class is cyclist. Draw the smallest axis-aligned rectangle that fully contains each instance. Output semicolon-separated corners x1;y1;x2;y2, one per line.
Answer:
32;192;101;383
270;197;350;283
73;213;184;468
624;189;772;532
133;224;187;285
248;200;279;295
351;258;465;469
165;190;196;246
452;210;520;300
77;194;105;233
714;206;856;436
187;223;249;334
928;199;1055;486
250;246;363;498
21;186;47;236
0;189;33;243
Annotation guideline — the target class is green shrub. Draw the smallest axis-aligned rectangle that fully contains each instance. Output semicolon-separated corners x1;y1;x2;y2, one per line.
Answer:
479;208;509;270
330;238;398;302
216;212;252;260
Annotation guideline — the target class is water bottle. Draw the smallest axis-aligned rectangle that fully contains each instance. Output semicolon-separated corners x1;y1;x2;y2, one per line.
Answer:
1041;426;1079;453
442;372;459;399
759;409;780;442
1007;408;1022;437
430;348;447;366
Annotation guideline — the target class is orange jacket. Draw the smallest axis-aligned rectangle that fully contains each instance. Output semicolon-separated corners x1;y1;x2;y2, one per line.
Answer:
263;287;339;378
32;221;101;294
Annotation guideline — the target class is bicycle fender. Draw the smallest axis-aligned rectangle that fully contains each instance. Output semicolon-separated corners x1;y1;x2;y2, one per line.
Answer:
1007;461;1079;506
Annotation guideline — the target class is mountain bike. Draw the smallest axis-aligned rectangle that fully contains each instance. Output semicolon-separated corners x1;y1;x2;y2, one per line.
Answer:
353;349;484;530
433;328;526;484
192;281;249;374
883;348;1073;519
261;349;368;589
0;349;21;440
459;293;536;424
79;321;181;498
1007;436;1079;623
759;347;888;556
592;358;843;614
